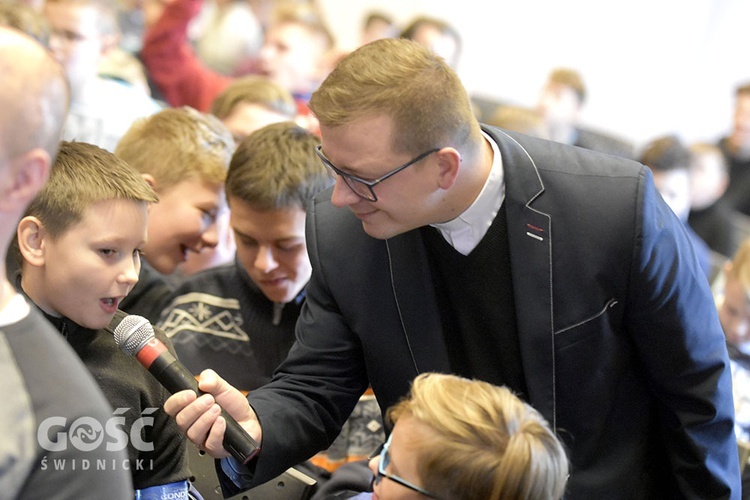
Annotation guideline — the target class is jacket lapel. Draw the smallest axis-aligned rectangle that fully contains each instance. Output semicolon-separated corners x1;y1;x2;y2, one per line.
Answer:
489;127;557;429
384;127;556;429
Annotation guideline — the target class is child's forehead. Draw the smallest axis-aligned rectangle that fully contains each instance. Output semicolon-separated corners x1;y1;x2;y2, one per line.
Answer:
228;196;305;216
81;198;149;217
53;198;148;240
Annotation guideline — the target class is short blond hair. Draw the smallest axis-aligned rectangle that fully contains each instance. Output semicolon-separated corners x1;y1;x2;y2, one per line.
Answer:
210;76;296;120
488;105;548;139
547;68;586;104
271;2;334;53
23;141;157;238
115;106;233;190
387;373;569;500
309;38;480;156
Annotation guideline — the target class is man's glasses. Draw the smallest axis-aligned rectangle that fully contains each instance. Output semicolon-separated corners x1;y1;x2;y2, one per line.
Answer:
315;145;440;202
372;433;438;498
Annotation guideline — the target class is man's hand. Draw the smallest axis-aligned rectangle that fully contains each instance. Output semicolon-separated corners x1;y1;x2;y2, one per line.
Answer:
164;369;262;458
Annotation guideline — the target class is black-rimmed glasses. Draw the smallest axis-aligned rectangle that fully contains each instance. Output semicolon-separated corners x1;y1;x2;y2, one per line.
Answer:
315;145;440;202
372;433;438;498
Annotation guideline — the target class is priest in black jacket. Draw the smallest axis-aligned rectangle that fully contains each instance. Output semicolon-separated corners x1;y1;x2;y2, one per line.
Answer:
164;38;741;499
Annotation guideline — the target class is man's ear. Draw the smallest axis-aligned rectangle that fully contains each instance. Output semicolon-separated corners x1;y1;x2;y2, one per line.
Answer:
0;148;50;213
17;216;47;268
435;147;461;190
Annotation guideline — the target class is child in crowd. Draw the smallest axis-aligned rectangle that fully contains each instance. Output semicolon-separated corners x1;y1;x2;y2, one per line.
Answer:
211;75;297;144
158;122;324;388
688;142;737;258
176;76;298;278
400;15;461;70
640;134;712;278
16;141;191;497
158;122;383;482
714;238;750;485
141;0;335;132
43;0;162;151
362;373;569;500
0;28;133;498
115;105;234;321
536;67;634;159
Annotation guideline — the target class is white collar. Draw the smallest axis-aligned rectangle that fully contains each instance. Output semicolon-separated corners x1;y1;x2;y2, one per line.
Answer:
431;132;504;255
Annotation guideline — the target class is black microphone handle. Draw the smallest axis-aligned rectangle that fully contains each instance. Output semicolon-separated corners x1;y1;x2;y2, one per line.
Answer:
148;349;260;464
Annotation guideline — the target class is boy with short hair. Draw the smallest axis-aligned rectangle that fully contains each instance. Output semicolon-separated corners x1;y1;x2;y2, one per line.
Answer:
211;75;297;144
43;0;162;152
536;67;634;159
115;105;234;321
16;140;191;497
159;121;327;390
0;28;133;498
158;122;383;475
176;76;298;278
641;134;712;278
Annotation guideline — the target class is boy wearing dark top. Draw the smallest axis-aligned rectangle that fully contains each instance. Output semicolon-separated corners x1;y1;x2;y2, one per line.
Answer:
158;122;384;475
0;27;132;498
158;123;327;389
16;141;191;497
115;106;234;322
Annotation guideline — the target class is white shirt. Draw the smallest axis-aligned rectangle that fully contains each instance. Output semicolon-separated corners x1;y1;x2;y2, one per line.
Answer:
431;132;504;255
64;77;163;152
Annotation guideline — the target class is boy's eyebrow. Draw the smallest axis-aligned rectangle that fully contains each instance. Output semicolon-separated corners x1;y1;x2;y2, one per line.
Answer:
93;234;147;247
232;228;256;241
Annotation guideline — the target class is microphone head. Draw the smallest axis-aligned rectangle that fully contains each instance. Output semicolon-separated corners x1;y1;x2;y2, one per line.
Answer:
113;314;155;356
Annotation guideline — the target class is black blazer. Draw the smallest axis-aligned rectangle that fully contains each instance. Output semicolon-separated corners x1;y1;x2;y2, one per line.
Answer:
240;127;740;498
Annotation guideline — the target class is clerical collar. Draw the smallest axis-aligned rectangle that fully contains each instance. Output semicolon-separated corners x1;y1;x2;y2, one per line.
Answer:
430;131;504;256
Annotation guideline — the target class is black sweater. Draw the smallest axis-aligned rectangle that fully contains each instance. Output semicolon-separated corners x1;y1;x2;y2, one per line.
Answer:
41;310;190;490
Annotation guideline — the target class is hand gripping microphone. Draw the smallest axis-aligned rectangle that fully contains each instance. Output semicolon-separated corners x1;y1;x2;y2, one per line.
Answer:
112;312;260;464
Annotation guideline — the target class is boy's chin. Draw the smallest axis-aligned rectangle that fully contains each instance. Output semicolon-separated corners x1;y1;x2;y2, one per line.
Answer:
79;313;117;331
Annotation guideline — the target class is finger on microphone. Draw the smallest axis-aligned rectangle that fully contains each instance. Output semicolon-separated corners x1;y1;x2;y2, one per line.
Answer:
199;369;243;405
163;389;198;418
185;403;228;458
172;393;214;431
197;369;220;391
199;369;254;424
113;313;260;463
206;409;229;457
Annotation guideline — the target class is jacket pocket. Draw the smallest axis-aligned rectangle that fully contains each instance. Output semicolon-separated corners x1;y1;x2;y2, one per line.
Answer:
553;298;619;350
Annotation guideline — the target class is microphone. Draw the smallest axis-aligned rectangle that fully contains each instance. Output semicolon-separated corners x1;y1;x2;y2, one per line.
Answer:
112;312;260;464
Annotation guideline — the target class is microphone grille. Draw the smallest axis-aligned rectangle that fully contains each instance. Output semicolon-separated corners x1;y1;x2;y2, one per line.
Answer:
113;314;155;356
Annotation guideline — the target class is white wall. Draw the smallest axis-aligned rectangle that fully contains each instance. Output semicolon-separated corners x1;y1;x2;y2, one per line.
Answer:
317;0;747;151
